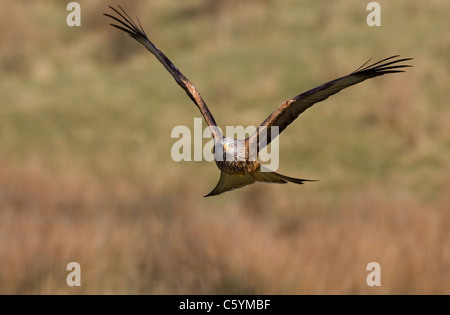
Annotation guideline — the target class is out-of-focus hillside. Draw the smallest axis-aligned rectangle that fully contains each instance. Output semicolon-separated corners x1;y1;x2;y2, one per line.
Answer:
0;0;449;294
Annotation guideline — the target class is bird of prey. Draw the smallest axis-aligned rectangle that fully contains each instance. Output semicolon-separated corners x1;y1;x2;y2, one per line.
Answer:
104;6;412;197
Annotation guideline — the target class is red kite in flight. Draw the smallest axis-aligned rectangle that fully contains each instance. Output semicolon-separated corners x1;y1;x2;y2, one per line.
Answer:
105;6;412;196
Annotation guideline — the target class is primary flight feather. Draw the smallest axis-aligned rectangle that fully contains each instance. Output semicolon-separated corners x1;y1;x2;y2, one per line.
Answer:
104;6;412;197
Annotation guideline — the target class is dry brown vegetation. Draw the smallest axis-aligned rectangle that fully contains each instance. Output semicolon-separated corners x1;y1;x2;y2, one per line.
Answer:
0;0;449;294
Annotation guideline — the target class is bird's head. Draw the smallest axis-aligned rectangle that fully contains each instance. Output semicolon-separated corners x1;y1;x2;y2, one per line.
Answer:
223;138;233;152
213;137;247;163
218;137;235;155
212;137;235;161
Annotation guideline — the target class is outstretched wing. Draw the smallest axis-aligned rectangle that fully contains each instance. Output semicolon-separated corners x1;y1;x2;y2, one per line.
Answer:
248;55;412;152
104;6;222;139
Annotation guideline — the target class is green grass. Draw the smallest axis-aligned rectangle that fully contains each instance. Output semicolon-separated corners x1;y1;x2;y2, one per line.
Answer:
0;0;449;294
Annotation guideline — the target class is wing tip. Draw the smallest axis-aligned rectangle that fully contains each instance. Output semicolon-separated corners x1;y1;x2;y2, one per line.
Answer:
358;55;413;75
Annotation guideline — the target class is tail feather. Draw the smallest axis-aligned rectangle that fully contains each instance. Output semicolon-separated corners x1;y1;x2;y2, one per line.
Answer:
253;169;317;185
205;171;256;197
205;169;316;197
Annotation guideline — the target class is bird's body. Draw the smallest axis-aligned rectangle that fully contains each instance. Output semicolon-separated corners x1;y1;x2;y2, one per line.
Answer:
214;138;257;175
105;6;412;197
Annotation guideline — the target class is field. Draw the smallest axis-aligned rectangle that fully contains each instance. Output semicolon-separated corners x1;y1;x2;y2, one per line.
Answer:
0;0;449;294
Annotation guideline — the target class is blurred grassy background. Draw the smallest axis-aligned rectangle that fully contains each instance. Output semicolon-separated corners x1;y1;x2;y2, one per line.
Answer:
0;0;449;294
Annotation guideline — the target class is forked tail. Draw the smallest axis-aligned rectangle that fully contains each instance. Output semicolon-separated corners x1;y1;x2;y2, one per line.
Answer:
205;169;316;197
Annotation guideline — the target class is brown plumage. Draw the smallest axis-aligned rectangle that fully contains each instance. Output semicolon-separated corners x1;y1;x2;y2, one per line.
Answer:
104;6;412;197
